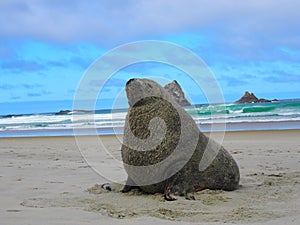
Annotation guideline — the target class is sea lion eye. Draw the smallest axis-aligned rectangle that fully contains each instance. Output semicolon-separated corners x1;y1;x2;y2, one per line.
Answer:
147;83;153;88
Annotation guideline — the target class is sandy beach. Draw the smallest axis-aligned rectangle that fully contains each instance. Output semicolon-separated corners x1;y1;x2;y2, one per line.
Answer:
1;130;300;224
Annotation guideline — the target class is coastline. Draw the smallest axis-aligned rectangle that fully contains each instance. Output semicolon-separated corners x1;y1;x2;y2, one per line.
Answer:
1;129;300;224
1;128;300;138
1;98;300;138
1;120;300;138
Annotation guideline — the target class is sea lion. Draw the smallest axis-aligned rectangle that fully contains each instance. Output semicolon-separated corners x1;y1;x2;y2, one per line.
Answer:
121;78;240;200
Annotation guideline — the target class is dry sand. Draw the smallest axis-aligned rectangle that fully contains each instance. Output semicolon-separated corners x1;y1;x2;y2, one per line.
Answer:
0;130;300;224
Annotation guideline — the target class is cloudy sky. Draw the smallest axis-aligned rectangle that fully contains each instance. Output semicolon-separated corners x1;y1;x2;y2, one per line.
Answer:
1;0;300;113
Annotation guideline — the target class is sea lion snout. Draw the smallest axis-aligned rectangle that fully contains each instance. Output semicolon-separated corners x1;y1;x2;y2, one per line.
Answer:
126;78;136;86
125;78;145;106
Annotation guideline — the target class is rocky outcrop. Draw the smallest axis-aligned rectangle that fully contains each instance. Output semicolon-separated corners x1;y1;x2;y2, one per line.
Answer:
164;80;191;106
121;78;240;200
2;114;22;118
257;98;272;103
56;110;72;115
235;91;272;104
55;110;91;115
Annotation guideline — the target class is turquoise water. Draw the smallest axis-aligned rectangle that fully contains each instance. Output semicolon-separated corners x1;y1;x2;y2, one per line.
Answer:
1;99;300;137
188;99;300;123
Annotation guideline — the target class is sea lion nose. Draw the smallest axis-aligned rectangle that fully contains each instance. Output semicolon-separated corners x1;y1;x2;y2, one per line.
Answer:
126;78;136;86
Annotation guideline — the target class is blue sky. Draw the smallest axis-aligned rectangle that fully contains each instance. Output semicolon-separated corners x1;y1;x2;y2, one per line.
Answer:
1;0;300;113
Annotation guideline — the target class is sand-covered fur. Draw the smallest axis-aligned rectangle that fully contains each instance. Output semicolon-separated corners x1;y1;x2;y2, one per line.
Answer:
121;78;240;199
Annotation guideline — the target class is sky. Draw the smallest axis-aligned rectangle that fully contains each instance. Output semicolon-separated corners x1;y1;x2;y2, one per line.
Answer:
1;0;300;114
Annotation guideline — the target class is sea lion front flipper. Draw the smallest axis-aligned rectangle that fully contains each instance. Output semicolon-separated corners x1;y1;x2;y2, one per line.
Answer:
164;180;176;201
121;184;132;193
185;194;195;200
181;188;195;200
121;176;138;193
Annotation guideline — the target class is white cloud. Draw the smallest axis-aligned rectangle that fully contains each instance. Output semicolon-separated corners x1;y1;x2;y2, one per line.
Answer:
0;0;299;47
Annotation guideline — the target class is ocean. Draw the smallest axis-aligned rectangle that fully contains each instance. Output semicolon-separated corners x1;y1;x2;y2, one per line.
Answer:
1;99;300;138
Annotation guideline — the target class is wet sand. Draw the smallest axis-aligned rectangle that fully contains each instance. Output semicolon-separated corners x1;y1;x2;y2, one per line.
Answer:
1;130;300;224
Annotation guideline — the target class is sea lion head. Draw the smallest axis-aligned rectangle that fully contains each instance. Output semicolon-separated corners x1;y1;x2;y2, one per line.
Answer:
125;78;173;107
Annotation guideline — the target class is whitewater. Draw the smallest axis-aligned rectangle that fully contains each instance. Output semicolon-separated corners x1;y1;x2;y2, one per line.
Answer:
1;99;300;137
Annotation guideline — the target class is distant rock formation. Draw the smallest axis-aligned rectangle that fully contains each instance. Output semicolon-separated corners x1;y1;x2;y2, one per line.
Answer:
235;91;275;104
2;114;23;118
56;110;72;115
55;110;91;115
164;80;191;106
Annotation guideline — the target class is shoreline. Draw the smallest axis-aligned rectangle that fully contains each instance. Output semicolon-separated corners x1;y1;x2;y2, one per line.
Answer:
0;128;300;141
0;128;300;139
1;120;300;138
